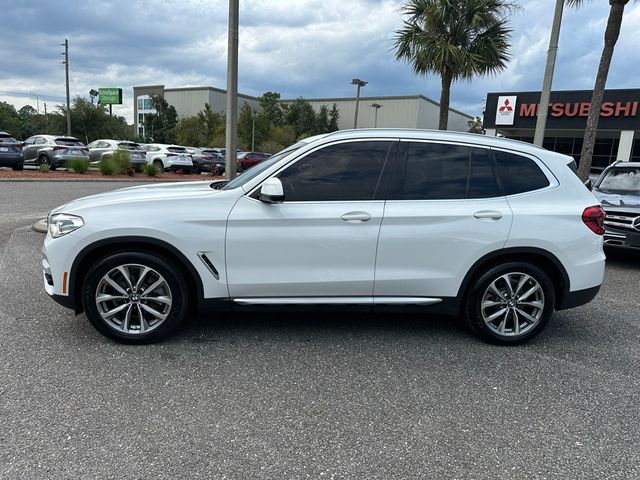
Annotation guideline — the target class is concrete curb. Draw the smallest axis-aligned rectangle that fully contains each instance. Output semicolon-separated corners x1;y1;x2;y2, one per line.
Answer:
32;218;48;234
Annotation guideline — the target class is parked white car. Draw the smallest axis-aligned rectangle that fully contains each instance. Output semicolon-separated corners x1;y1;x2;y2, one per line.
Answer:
43;129;605;345
142;144;193;172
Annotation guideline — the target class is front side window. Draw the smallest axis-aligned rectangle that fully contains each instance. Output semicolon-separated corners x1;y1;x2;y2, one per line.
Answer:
401;143;499;200
277;141;393;202
35;137;46;145
493;150;550;195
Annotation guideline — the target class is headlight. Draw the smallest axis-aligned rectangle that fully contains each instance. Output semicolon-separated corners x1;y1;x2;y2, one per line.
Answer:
48;213;84;238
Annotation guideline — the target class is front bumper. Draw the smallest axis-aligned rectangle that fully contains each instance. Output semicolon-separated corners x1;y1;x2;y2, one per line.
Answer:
602;209;640;250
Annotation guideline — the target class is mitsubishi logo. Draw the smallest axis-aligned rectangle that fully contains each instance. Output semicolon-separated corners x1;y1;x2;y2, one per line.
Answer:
498;98;513;112
633;216;640;232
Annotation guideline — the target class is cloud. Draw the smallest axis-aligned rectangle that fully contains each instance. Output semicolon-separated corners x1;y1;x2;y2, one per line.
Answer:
1;0;639;127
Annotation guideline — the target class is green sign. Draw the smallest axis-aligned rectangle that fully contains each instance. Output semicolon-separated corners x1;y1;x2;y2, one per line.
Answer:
98;88;122;105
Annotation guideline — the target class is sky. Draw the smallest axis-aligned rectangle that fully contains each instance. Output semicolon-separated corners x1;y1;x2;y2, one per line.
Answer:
1;0;639;124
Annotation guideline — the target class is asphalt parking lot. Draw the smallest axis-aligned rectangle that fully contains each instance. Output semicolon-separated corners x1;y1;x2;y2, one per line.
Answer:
1;181;639;479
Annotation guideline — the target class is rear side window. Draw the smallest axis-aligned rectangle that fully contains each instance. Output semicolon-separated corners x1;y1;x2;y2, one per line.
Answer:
277;141;393;201
494;151;550;195
402;143;499;200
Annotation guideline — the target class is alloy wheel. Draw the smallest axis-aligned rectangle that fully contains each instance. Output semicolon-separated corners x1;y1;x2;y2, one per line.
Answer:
95;263;172;334
480;272;545;337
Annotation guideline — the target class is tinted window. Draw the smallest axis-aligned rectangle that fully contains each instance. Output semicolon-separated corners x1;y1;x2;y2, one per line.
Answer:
0;135;17;143
168;147;187;153
277;141;392;201
55;138;83;146
402;143;498;200
494;151;550;195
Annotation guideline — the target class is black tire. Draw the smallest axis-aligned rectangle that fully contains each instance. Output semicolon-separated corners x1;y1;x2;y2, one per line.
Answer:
153;159;164;171
12;164;24;171
192;162;200;175
82;252;189;344
38;154;50;167
464;262;555;345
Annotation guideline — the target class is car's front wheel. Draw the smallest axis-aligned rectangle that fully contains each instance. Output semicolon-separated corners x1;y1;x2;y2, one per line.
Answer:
82;252;188;344
464;262;555;345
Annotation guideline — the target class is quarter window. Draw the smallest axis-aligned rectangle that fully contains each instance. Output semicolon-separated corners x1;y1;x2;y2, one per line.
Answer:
494;151;550;195
277;141;393;201
402;143;499;200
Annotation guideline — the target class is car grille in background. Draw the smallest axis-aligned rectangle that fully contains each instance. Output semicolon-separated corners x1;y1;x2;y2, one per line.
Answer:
604;210;640;233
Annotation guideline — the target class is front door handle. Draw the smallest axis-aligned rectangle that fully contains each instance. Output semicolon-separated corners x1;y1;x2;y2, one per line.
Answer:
473;210;503;220
341;211;372;222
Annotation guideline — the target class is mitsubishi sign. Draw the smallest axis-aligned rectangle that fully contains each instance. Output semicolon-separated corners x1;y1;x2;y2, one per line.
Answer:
495;95;517;125
484;89;640;130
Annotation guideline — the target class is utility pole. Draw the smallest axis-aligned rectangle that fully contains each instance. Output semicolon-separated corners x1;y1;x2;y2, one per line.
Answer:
251;111;256;151
225;0;239;180
351;78;368;129
44;103;48;133
533;0;564;147
62;39;71;136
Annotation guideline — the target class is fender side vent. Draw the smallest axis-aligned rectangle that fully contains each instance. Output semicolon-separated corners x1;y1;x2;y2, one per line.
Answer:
198;252;220;280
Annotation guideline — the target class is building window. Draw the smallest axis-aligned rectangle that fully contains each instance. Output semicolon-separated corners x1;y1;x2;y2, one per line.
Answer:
138;126;144;136
138;113;144;124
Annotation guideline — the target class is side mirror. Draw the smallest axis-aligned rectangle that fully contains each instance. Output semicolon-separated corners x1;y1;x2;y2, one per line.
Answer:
259;177;284;203
584;179;592;190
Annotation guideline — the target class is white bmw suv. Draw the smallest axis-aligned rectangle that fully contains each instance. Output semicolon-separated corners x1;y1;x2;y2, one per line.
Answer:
42;129;606;345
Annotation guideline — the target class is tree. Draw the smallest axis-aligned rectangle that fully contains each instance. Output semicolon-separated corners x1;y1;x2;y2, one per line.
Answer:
316;105;330;133
570;0;631;181
285;98;317;138
197;103;225;144
0;102;21;137
394;0;514;130
176;116;207;146
144;95;178;143
467;116;484;133
258;91;284;126
328;104;340;132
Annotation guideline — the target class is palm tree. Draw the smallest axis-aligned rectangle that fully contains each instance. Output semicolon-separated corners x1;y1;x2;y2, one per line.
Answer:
394;0;515;130
570;0;631;181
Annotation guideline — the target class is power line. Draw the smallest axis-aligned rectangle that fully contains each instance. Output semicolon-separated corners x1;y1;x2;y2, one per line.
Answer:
0;90;66;101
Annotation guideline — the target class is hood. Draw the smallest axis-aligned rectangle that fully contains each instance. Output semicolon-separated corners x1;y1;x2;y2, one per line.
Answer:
592;189;640;209
51;180;223;215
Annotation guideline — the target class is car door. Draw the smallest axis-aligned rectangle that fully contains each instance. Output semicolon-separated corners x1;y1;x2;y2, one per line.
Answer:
374;141;512;301
225;140;398;300
22;137;37;163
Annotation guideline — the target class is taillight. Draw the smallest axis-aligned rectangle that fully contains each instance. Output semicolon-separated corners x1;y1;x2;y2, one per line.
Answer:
53;146;66;151
165;153;176;157
582;205;606;235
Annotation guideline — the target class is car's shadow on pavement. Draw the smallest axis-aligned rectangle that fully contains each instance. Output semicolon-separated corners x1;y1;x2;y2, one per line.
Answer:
171;309;475;345
604;247;640;268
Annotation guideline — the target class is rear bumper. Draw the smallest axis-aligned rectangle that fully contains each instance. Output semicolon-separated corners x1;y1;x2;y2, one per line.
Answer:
0;156;22;167
557;285;601;310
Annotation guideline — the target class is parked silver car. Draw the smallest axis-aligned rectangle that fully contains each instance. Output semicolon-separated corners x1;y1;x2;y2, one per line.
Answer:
22;135;89;169
87;140;147;171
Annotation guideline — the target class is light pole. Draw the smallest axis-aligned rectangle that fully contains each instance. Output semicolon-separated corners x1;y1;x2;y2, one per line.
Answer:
251;111;256;151
225;0;239;180
370;103;382;128
351;78;367;129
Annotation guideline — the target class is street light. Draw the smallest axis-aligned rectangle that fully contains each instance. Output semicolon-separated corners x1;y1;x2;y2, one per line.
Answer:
89;89;99;107
370;103;382;128
351;78;368;129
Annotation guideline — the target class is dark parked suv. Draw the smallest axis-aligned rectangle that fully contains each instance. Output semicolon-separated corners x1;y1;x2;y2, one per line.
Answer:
0;132;24;170
591;160;640;250
22;135;89;169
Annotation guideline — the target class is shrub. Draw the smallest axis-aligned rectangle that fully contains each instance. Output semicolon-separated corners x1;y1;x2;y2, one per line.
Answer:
68;157;89;174
143;164;158;176
125;166;136;177
99;158;115;175
38;164;50;173
110;150;132;174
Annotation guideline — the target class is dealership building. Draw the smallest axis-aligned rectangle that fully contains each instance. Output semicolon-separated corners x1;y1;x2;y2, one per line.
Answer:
132;84;473;138
483;89;640;171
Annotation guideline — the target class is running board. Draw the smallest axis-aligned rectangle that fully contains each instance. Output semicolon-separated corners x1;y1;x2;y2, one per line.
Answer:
232;297;442;306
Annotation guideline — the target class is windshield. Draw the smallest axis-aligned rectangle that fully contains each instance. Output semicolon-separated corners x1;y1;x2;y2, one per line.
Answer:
222;142;307;190
597;167;640;193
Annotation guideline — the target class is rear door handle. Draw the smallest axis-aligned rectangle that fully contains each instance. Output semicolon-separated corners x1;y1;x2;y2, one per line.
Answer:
341;211;372;222
473;210;503;220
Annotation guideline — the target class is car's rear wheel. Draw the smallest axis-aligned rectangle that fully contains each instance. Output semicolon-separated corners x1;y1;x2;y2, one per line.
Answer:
38;154;50;167
464;262;555;345
153;160;164;172
82;252;188;344
192;162;200;175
